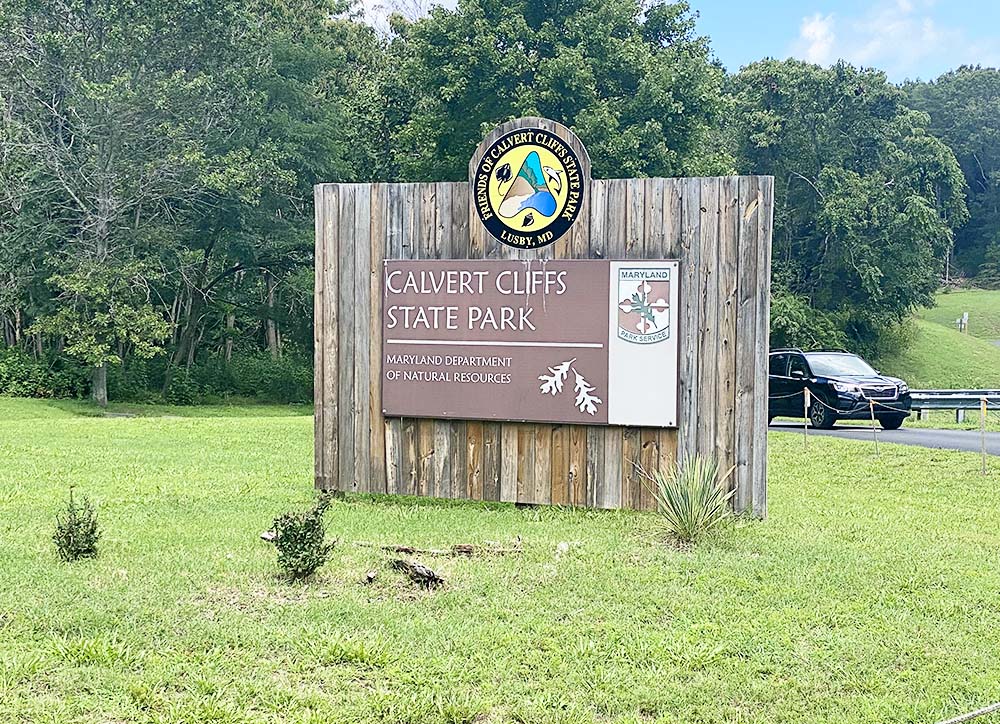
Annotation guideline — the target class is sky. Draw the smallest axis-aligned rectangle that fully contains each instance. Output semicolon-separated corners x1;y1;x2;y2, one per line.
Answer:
358;0;1000;83
692;0;1000;82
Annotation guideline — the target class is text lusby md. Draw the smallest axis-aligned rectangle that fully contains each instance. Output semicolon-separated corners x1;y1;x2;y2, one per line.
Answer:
384;266;567;332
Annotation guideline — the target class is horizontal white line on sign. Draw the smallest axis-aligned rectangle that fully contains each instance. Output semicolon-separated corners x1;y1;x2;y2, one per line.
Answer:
386;339;604;349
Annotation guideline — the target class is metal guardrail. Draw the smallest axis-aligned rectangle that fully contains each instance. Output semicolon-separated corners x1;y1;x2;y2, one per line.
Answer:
911;390;1000;411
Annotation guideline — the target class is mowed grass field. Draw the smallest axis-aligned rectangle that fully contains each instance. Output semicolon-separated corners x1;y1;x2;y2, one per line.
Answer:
879;288;1000;390
2;400;1000;724
918;289;1000;342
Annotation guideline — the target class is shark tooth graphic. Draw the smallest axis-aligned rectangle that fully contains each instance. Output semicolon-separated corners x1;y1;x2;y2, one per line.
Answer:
498;151;558;219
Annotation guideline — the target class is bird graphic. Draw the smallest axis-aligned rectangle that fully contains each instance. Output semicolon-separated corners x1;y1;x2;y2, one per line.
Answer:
495;162;512;185
522;212;534;227
543;165;563;194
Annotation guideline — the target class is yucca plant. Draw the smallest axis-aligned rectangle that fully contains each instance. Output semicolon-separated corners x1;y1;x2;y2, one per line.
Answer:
640;456;736;544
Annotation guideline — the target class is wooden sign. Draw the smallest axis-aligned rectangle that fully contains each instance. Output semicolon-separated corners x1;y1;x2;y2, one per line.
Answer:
315;116;774;517
381;259;680;427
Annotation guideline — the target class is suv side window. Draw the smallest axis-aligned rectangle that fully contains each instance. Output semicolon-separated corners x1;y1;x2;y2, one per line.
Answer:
769;353;789;376
788;355;810;378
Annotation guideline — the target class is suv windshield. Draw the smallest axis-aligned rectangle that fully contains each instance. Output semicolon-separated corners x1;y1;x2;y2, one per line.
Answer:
805;353;876;377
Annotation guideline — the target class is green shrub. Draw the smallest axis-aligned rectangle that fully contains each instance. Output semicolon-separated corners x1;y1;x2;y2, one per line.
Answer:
227;352;312;403
53;488;101;561
643;457;735;545
271;494;335;580
0;349;88;398
164;369;199;405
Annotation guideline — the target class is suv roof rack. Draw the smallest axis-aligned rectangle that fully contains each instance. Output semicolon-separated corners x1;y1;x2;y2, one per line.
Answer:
769;347;803;353
807;348;851;354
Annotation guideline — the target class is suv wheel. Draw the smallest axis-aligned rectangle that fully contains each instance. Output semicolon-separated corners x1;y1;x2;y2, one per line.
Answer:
809;400;836;429
878;415;906;430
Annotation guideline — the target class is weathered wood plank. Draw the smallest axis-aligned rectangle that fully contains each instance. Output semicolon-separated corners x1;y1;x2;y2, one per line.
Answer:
336;185;356;494
550;425;570;505
585;178;609;507
601;178;628;509
678;178;702;465
448;182;470;497
466;420;484;499
313;185;326;488
415;183;437;497
753;177;773;518
431;182;453;499
515;423;536;504
353;184;372;494
499;424;518;503
368;184;387;494
399;183;419;495
734;176;759;514
621;177;645;510
383;184;403;493
638;176;665;510
696;177;720;462
532;425;552;505
483;423;501;501
569;425;587;506
717;176;740;490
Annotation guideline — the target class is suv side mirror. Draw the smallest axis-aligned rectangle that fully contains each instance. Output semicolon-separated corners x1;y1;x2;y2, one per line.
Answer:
790;369;806;379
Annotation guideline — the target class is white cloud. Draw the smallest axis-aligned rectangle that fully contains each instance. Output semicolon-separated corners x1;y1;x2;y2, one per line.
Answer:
790;0;1000;80
354;0;456;33
798;13;836;64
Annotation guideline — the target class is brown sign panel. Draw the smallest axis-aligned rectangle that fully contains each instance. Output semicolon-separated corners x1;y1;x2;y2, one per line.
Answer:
381;259;680;427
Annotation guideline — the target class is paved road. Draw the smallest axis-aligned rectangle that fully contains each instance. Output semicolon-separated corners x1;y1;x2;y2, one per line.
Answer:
769;423;1000;455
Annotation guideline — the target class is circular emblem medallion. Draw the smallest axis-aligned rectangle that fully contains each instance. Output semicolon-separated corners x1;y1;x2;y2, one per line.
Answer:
472;128;585;250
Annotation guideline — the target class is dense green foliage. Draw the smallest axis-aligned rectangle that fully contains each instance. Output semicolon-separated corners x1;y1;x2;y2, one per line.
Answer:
0;0;371;404
1;0;998;391
386;0;729;180
906;67;1000;285
728;60;968;351
2;400;999;721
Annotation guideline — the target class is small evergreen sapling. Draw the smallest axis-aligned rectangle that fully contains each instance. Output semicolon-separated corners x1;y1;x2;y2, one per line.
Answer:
271;493;335;580
53;487;100;561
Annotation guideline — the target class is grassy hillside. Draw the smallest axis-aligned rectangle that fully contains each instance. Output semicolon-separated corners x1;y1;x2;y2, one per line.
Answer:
879;318;1000;389
918;289;1000;341
2;400;1000;723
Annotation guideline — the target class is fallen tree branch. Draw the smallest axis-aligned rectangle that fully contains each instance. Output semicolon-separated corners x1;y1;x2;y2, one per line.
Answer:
355;538;522;557
390;559;444;588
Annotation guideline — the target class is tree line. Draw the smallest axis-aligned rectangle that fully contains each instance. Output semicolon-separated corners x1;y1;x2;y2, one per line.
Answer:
0;0;996;404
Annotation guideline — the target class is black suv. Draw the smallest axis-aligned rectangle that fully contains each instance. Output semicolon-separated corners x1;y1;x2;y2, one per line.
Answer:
768;349;912;429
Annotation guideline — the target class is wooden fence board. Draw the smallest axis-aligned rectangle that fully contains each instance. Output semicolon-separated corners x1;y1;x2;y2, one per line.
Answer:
336;185;356;492
753;179;773;517
717;176;739;489
734;177;759;513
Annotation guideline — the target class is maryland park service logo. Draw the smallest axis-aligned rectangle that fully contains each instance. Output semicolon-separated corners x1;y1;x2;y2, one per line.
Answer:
473;128;584;250
617;268;672;344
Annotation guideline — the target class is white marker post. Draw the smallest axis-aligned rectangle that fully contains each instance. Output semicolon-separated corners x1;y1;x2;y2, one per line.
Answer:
982;397;988;476
869;399;879;457
803;387;811;447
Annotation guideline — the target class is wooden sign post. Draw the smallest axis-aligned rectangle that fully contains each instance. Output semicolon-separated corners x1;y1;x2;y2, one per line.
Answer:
314;117;773;516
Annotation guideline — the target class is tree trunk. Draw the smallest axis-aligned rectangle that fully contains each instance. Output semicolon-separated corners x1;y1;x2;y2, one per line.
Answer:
224;312;235;362
92;364;108;407
264;269;280;360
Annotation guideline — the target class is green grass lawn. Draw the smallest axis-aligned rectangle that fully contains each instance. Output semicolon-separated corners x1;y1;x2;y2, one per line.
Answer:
2;399;1000;723
879;318;1000;389
918;289;1000;341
